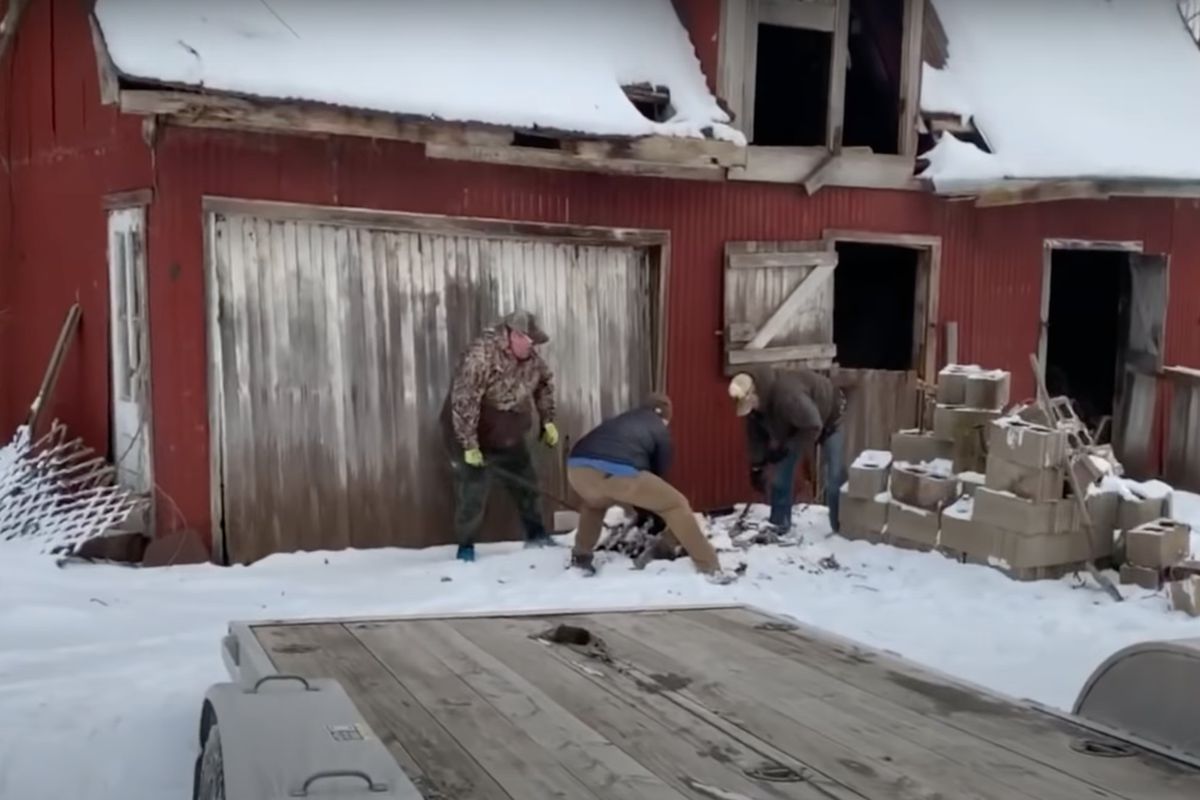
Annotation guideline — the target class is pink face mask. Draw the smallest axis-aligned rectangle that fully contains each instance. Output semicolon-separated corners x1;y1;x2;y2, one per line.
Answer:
508;329;534;360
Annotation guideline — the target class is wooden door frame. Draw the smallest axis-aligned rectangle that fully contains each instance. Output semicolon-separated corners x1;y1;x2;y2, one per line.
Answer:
201;196;670;562
1037;238;1145;385
821;229;942;382
103;195;156;535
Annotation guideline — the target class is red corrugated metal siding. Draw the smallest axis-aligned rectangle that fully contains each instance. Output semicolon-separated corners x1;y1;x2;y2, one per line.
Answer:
144;126;1199;546
6;0;1200;552
0;0;151;449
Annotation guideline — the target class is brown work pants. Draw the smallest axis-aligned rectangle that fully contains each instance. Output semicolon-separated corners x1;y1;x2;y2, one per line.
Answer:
568;466;721;574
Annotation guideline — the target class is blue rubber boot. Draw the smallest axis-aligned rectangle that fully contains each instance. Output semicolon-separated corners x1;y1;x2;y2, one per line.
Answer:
456;544;476;562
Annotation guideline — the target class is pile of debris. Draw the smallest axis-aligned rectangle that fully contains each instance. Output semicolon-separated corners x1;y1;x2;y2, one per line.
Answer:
840;362;1198;615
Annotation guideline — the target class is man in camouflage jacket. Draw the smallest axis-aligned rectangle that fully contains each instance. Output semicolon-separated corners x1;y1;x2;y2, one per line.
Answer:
439;310;559;561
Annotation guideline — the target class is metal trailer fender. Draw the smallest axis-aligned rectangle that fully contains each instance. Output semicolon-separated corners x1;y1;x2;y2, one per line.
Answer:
1072;636;1200;766
193;625;420;799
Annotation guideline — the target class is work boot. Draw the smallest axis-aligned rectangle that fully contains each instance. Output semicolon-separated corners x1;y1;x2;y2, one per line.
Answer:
525;532;558;548
570;552;597;577
456;544;476;563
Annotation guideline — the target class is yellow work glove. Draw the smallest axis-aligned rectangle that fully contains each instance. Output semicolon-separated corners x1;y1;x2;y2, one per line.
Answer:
541;422;559;447
463;448;485;467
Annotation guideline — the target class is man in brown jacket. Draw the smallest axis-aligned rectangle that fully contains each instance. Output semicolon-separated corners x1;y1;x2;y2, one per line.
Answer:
728;366;847;535
440;311;559;561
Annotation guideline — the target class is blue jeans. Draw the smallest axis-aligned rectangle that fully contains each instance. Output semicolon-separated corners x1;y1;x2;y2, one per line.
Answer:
767;427;846;532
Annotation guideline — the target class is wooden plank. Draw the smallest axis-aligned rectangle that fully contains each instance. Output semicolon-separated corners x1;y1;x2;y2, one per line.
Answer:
88;12;121;106
729;343;837;365
730;147;923;189
450;616;855;800
202;196;670;248
572;613;1001;800
727;250;838;269
258;623;512;800
424;143;725;182
747;265;835;349
594;612;1121;800
102;188;154;210
697;607;1200;800
409;620;692;800
897;0;926;157
717;0;749;129
349;621;605;799
838;369;919;470
825;0;851;150
760;0;837;31
26;304;83;437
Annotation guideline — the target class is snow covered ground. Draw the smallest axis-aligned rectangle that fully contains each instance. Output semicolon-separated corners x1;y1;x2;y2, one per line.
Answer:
2;501;1200;800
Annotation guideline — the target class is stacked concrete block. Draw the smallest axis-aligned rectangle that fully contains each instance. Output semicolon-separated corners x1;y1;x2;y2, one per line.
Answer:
840;450;893;544
936;364;979;405
890;462;958;510
933;406;1003;473
988;417;1068;470
886;500;940;551
1117;493;1169;533
965;370;1011;411
891;430;953;465
1168;576;1200;617
968;487;1092;578
939;497;989;560
958;470;986;498
1084;490;1119;561
984;456;1065;503
1119;518;1193;590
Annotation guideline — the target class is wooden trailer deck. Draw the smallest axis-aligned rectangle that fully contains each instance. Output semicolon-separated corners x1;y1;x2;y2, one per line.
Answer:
251;606;1200;799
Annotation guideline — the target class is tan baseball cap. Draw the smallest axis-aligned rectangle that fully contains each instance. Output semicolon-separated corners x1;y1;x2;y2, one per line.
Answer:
728;373;757;417
502;310;549;344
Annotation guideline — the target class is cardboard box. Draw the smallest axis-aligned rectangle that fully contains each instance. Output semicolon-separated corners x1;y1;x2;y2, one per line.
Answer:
972;487;1075;536
891;431;953;465
890;463;958;510
839;486;888;543
984;455;1064;503
1125;518;1191;568
887;500;940;550
1119;563;1164;590
965;370;1011;411
1168;577;1200;617
936;364;979;406
988;418;1067;469
1117;495;1168;533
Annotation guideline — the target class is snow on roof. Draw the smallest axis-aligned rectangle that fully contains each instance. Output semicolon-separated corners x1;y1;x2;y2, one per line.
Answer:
93;0;744;145
919;0;1200;190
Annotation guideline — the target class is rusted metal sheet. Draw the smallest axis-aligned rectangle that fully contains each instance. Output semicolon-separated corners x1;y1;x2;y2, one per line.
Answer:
207;204;657;561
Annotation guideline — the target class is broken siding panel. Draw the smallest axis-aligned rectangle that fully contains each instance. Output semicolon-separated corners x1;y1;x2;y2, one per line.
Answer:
211;210;656;561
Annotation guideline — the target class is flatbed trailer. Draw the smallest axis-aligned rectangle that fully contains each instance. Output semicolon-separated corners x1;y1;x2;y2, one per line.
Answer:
196;604;1200;799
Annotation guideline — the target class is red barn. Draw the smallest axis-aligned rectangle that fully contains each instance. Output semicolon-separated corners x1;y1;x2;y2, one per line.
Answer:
3;0;1200;563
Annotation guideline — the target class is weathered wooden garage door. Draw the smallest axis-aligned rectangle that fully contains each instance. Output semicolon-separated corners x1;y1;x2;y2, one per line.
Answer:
207;204;660;563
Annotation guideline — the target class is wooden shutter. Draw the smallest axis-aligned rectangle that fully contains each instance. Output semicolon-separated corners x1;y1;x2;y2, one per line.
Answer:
723;240;838;375
1114;253;1168;478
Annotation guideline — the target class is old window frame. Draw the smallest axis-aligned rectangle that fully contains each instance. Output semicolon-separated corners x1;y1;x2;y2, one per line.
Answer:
719;0;926;190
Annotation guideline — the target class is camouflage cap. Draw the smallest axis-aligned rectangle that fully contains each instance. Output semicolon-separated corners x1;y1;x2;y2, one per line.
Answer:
502;310;549;345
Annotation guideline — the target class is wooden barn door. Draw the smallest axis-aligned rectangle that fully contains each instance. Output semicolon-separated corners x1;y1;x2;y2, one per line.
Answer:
206;202;660;564
723;241;838;374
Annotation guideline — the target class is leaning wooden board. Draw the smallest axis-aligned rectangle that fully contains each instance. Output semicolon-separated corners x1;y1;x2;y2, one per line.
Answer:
257;608;1199;800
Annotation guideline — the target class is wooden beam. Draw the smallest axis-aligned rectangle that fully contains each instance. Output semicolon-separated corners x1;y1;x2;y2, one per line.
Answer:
0;0;31;65
119;88;745;170
730;147;922;190
729;343;838;365
759;0;836;31
26;303;83;438
746;264;835;349
102;188;154;209
727;250;837;269
424;143;724;182
825;0;852;151
898;0;926;158
88;11;120;105
717;0;750;128
975;180;1109;207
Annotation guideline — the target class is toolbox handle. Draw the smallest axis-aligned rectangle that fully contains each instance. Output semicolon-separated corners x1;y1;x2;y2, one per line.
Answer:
290;769;387;796
249;674;315;693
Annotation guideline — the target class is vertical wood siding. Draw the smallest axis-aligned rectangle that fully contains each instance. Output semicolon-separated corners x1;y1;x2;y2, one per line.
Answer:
208;209;656;562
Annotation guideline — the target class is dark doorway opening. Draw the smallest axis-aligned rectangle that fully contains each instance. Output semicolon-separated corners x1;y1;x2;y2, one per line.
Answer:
752;24;831;146
843;0;903;154
833;242;919;370
1044;249;1129;434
